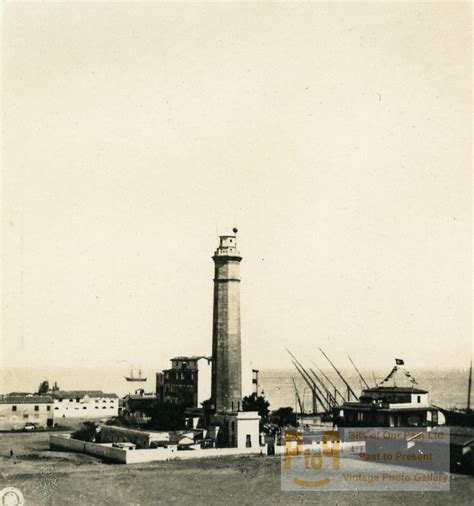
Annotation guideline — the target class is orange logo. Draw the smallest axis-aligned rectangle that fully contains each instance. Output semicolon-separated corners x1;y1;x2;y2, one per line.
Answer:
284;430;340;488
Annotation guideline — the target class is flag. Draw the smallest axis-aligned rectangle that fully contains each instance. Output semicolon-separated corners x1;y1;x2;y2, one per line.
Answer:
395;358;404;366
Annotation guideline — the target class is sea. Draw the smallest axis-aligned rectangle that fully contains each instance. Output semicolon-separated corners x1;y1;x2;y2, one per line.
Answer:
0;367;470;411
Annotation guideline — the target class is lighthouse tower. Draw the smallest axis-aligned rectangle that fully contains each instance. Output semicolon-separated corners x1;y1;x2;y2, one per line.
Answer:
211;228;242;412
208;228;260;449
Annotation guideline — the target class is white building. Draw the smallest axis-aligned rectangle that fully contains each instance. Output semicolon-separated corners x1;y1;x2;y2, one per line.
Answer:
52;390;118;419
0;395;54;430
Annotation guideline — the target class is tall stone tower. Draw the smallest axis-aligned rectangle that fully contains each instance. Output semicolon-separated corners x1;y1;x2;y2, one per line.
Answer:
211;228;242;412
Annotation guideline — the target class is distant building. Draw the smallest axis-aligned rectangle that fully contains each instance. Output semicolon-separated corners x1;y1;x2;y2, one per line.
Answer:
0;395;54;430
51;391;119;419
334;363;443;427
156;357;200;407
122;389;156;419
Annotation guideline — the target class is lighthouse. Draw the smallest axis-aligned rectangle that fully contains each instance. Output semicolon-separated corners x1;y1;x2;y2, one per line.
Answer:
207;228;260;448
211;227;242;412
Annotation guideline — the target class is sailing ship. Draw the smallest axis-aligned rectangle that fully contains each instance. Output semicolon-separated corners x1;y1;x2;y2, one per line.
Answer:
125;364;147;382
286;348;340;424
438;359;473;427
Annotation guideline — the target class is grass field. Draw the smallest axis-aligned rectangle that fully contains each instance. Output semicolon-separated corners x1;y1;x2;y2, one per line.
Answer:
0;431;473;505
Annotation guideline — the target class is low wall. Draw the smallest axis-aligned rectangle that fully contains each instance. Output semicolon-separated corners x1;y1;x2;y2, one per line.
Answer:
50;435;127;463
50;435;86;453
50;435;264;464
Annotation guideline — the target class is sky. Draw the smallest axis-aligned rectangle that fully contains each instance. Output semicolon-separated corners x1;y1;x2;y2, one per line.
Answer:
1;2;472;375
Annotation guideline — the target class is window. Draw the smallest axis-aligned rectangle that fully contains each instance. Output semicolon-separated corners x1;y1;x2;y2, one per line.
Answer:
54;407;59;410
417;396;421;404
83;406;87;410
102;407;106;409
59;399;63;402
23;414;29;419
12;406;17;412
47;406;51;411
246;435;252;448
34;405;39;411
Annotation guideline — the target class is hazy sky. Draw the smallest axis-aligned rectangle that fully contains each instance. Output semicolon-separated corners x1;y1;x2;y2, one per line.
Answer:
2;2;472;374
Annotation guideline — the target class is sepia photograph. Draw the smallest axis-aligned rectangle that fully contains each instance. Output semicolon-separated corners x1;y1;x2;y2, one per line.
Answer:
1;1;472;504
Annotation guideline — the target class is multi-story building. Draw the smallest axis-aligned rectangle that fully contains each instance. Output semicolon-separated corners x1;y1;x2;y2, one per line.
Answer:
156;357;199;407
51;390;119;419
0;395;54;430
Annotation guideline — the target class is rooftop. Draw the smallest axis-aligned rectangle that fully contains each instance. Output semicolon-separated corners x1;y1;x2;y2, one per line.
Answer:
171;356;201;362
376;364;422;390
0;395;53;404
362;386;428;395
50;391;118;400
124;394;156;401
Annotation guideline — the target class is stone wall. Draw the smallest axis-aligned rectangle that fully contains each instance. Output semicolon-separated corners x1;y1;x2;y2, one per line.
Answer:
50;434;264;464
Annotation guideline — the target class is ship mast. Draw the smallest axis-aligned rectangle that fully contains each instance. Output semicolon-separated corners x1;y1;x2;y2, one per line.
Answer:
286;348;329;413
312;361;345;403
308;367;337;407
347;355;370;389
319;347;358;401
468;359;472;411
292;377;304;414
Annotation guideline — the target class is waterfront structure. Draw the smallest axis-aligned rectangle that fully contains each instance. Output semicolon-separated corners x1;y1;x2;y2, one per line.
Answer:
211;230;242;412
51;390;118;418
334;363;443;427
0;395;54;430
209;230;260;448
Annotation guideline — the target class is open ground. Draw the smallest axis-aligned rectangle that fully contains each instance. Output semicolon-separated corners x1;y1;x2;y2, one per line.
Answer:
0;431;473;505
